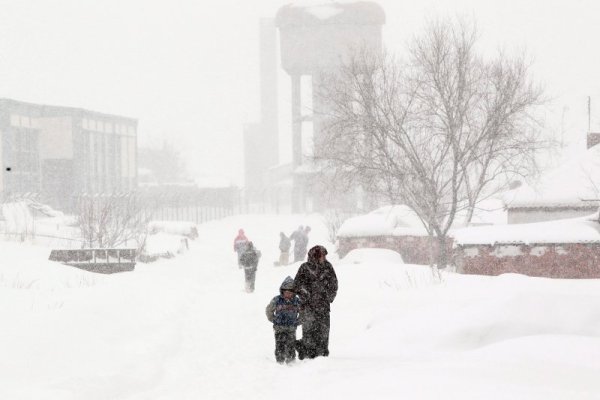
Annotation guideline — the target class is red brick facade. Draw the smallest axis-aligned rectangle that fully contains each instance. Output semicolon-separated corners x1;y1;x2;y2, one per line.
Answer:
337;235;453;265
338;235;600;279
454;243;600;279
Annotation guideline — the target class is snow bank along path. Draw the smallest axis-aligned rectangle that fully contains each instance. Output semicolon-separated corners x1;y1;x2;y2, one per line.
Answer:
0;214;599;399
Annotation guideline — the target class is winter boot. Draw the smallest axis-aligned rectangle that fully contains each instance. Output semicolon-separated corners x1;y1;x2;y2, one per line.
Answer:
295;340;305;360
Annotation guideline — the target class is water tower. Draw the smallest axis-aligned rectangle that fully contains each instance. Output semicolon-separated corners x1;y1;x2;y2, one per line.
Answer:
275;1;385;212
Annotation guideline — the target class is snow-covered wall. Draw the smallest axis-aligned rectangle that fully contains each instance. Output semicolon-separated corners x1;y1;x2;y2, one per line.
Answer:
337;235;452;265
453;215;600;278
337;210;600;277
455;243;600;278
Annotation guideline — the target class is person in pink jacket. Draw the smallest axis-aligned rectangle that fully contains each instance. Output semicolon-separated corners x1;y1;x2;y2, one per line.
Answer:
233;229;249;268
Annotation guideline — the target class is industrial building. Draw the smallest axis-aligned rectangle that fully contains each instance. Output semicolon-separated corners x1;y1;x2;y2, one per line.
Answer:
244;2;386;213
0;98;137;210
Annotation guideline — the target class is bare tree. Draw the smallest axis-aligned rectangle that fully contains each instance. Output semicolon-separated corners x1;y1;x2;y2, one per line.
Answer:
315;18;546;266
77;193;152;252
321;208;349;244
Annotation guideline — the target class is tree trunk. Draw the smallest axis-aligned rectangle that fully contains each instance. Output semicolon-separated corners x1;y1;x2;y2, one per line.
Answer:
436;235;448;268
428;233;436;267
464;203;475;226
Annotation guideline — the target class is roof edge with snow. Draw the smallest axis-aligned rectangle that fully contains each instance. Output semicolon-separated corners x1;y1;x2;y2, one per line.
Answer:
453;213;600;246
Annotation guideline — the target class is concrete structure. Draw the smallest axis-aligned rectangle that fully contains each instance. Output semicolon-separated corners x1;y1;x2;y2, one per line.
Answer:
244;18;279;204
587;132;600;149
0;98;137;209
275;1;385;212
48;248;136;274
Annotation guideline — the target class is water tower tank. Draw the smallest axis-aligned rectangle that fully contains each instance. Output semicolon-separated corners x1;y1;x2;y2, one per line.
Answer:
275;2;386;74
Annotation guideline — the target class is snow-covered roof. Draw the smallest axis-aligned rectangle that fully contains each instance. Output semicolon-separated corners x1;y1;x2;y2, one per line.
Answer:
300;3;343;20
276;1;385;27
337;200;507;239
505;144;600;209
453;213;600;245
337;205;428;238
456;198;507;226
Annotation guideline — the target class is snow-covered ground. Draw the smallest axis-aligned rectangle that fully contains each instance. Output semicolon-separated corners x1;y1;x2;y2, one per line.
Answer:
1;214;599;399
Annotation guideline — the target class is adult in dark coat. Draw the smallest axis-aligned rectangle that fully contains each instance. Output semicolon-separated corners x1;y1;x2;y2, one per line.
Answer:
293;245;338;359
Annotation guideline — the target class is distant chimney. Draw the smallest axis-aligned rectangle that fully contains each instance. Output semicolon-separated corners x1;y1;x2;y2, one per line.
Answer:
587;132;600;149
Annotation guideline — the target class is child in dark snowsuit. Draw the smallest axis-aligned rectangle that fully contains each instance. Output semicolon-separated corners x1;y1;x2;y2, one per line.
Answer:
265;276;301;364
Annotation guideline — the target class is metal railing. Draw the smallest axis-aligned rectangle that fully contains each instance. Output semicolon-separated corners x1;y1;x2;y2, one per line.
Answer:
48;248;136;274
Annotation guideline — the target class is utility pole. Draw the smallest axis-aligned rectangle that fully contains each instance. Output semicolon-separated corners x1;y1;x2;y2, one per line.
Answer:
561;106;566;148
588;96;591;132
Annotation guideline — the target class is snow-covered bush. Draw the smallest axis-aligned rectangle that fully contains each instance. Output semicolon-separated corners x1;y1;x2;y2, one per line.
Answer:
148;221;198;239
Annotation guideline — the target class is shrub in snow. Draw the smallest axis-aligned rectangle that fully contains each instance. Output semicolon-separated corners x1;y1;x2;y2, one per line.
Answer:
148;221;198;240
321;209;349;243
76;194;151;250
1;202;35;240
139;233;190;263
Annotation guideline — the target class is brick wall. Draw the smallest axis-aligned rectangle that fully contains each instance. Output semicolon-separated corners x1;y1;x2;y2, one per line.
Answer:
339;235;600;278
455;243;600;279
337;235;453;265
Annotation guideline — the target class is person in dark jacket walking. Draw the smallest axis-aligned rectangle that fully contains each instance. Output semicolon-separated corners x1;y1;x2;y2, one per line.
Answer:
289;226;303;243
289;225;303;262
240;241;261;293
276;232;291;266
293;245;338;359
291;225;310;262
265;276;301;363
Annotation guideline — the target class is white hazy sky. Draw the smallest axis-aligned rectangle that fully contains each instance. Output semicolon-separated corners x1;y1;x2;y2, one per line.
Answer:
0;0;599;185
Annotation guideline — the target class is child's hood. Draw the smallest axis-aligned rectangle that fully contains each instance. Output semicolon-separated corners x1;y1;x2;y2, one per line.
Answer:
279;276;295;293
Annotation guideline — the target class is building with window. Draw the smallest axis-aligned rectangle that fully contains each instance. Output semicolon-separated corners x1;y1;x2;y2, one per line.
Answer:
0;98;137;210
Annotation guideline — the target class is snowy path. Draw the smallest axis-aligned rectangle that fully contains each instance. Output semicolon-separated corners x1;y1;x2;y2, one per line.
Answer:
1;214;600;399
135;214;337;399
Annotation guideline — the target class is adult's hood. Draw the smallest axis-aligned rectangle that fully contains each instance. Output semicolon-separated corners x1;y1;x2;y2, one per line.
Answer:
307;245;328;263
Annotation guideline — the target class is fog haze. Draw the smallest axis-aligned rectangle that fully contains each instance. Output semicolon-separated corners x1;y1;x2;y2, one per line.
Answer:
1;0;598;185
